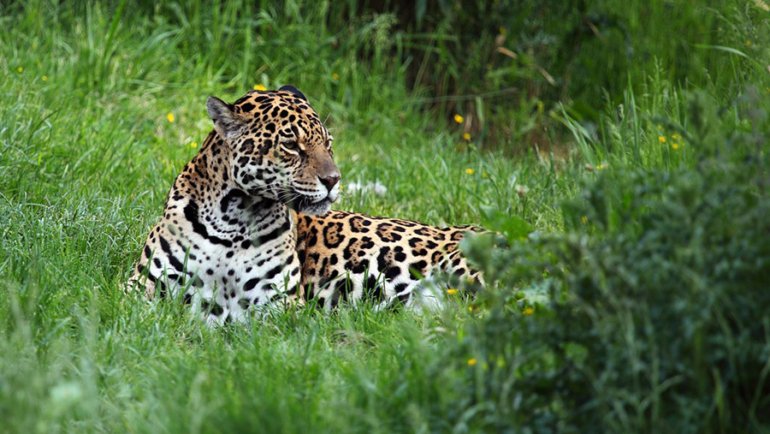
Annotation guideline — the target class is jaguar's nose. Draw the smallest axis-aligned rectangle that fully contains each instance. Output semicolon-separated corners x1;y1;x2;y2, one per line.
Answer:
319;173;340;191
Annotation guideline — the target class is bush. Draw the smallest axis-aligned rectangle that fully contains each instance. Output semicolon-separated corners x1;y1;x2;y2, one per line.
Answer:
450;89;770;432
333;0;769;150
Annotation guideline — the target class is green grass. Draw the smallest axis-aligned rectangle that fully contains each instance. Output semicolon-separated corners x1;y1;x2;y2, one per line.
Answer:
1;1;769;433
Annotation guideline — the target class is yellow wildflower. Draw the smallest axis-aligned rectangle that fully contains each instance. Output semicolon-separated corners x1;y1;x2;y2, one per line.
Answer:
467;358;478;367
465;168;475;175
42;75;48;82
671;133;682;141
462;132;471;141
253;84;267;91
581;215;588;225
523;306;534;316
658;136;666;144
331;72;340;81
166;112;175;123
190;141;198;149
672;142;680;150
446;288;459;295
454;114;464;124
17;66;23;73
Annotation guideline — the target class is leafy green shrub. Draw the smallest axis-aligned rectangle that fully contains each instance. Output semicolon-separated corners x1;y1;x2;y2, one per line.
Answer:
449;89;770;432
332;0;769;150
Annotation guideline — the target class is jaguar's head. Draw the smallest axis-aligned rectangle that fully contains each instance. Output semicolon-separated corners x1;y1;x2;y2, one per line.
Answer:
206;86;340;215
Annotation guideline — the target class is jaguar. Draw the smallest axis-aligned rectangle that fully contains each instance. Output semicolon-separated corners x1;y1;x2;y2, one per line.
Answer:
128;86;482;324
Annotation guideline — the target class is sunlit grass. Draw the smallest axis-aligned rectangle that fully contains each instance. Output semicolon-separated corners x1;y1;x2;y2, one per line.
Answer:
1;1;768;433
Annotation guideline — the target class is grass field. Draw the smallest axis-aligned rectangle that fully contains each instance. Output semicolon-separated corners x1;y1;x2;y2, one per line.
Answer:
2;1;770;433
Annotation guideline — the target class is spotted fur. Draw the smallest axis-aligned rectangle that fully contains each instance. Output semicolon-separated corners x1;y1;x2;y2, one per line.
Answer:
128;86;340;324
297;212;483;310
128;87;481;324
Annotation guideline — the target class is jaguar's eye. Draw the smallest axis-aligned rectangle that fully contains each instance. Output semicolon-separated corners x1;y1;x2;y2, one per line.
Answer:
283;141;299;151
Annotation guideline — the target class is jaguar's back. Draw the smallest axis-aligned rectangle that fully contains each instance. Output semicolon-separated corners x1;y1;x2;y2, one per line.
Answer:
297;211;482;309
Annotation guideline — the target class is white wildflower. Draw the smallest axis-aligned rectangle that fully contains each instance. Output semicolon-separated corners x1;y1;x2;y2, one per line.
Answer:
345;180;387;196
515;184;529;198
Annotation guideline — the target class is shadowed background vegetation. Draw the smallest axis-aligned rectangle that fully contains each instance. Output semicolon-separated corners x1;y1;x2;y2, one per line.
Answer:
1;0;769;432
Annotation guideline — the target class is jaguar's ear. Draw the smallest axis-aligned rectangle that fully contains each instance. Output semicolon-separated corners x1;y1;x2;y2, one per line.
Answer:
278;85;307;101
206;96;246;141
